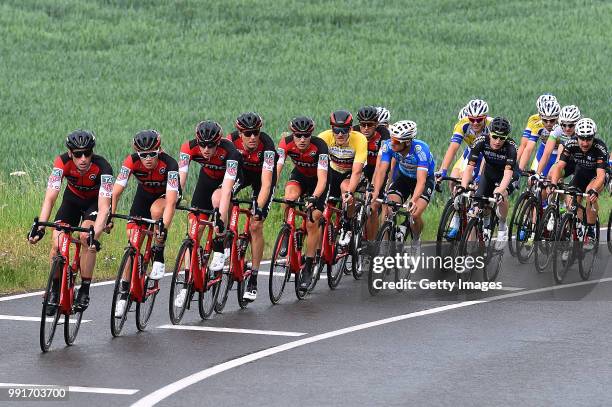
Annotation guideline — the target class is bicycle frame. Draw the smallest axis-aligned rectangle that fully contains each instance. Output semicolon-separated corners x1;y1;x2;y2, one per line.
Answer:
321;199;343;265
126;223;157;303
187;212;217;292
55;229;82;315
283;203;308;274
228;200;253;282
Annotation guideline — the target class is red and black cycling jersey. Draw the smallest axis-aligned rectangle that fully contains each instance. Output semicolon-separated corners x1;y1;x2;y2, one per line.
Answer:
47;153;114;200
228;131;278;173
559;137;608;172
277;134;329;178
178;138;242;181
352;125;390;167
115;152;179;195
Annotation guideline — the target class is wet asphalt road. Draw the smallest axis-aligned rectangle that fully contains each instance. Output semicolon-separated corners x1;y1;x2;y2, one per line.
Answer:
1;245;612;407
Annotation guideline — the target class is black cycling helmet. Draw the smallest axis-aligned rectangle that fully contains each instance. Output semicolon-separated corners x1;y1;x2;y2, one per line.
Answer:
66;130;96;150
357;106;379;123
235;112;263;131
195;120;223;145
330;110;353;128
289;116;315;134
133;129;161;151
490;116;511;136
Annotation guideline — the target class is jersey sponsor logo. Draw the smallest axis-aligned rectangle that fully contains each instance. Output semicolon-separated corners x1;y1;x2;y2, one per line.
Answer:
47;168;63;190
310;151;317;157
318;154;329;170
179;152;190;168
225;160;238;180
159;167;166;174
116;166;130;185
167;171;179;191
89;173;97;181
263;150;275;171
99;175;114;198
276;147;285;159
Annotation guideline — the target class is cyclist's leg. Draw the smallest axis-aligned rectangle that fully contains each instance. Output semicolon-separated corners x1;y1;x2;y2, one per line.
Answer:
75;198;100;309
365;166;382;240
411;177;435;239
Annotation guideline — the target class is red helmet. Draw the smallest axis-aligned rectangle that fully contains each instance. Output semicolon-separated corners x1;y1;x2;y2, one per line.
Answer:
330;110;353;128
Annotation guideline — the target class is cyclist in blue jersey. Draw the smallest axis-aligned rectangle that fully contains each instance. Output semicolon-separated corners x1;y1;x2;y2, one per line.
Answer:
371;120;435;253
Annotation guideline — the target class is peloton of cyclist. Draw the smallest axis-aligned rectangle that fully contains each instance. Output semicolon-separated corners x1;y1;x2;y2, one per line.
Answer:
276;116;330;292
517;99;561;174
516;93;558;168
28;130;113;312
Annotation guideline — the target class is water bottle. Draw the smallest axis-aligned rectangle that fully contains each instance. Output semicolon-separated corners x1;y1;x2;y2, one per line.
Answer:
396;225;407;241
577;223;585;239
546;215;555;232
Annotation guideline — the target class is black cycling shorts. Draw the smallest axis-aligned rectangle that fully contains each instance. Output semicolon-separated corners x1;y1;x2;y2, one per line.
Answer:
54;188;98;227
570;168;595;193
192;172;224;210
476;171;518;198
387;175;435;203
286;168;328;212
235;170;277;219
328;168;351;199
129;185;165;219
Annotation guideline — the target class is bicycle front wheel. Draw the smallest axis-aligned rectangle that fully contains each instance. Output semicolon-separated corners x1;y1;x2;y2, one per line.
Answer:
40;259;63;352
534;206;558;273
369;222;393;296
269;226;291;304
328;224;346;290
64;267;84;345
199;250;220;320
169;240;192;324
515;198;538;264
553;213;575;284
236;237;253;309
111;250;133;336
508;190;530;257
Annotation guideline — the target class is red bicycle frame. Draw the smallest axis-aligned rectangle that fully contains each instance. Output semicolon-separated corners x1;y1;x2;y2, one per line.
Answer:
228;199;253;282
186;211;220;292
320;198;343;265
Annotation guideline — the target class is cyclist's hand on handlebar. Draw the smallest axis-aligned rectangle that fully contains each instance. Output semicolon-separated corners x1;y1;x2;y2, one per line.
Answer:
28;226;45;244
494;192;504;204
453;185;465;197
343;191;353;205
104;219;114;234
587;189;599;203
407;200;417;215
434;169;447;182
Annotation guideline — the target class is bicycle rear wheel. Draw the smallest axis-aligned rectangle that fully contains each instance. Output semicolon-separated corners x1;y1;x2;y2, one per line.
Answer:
64;267;83;345
579;218;599;281
199;250;220;320
136;275;158;331
269;226;291;304
458;217;484;284
40;259;63;352
328;224;346;290
508;190;530;257
369;222;393;296
534;206;558;273
215;266;233;314
111;250;133;336
236;237;253;309
436;199;459;259
169;240;192;324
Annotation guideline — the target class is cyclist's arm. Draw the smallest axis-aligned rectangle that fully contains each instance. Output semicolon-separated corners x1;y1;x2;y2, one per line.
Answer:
536;138;557;175
112;163;131;214
162;170;180;229
111;183;124;214
497;168;514;192
591;167;606;192
461;164;475;189
439;141;460;173
219;159;240;228
94;173;114;238
549;160;565;185
461;140;482;188
411;170;427;205
178;145;191;192
372;161;390;199
348;162;364;194
313;153;329;199
519;140;536;171
38;188;60;224
257;150;276;209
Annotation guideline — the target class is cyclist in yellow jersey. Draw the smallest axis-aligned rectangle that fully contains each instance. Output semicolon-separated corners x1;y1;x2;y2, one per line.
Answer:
516;93;557;168
317;110;367;246
436;99;491;189
518;98;560;174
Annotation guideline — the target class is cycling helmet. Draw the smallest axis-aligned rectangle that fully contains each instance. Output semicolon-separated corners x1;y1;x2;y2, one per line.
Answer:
235;112;263;131
330;110;353;128
536;93;557;112
389;120;417;141
376;107;390;126
559;105;581;123
66;130;96;150
457;105;469;121
195;120;223;145
357;106;378;122
133;129;161;151
538;100;560;119
289;116;315;134
465;99;489;117
490;117;512;136
575;118;597;138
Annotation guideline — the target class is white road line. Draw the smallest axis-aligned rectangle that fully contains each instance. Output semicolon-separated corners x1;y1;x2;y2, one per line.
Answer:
0;383;138;395
157;324;306;337
131;276;612;407
499;286;524;291
0;315;92;323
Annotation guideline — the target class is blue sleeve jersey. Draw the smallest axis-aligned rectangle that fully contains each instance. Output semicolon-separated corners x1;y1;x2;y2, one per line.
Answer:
379;139;435;179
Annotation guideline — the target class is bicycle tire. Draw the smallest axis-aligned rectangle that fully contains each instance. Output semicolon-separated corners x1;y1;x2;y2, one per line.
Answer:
269;226;291;304
436;198;457;258
351;216;366;280
607;208;612;254
515;198;538;264
64;266;83;346
508;190;530;257
214;268;233;314
236;237;252;309
457;217;483;284
369;222;393;296
198;249;220;320
40;259;63;352
553;213;575;284
110;250;133;336
327;224;346;290
169;240;192;324
579;218;599;281
534;205;558;273
308;251;324;293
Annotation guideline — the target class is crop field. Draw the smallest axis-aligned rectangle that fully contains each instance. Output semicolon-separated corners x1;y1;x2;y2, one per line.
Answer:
0;0;610;292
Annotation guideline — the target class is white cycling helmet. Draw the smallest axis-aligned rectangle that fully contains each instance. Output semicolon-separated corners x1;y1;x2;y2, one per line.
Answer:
457;105;469;121
538;100;560;119
376;106;390;126
389;120;417;141
536;93;557;112
575;118;597;138
465;99;489;117
559;105;581;123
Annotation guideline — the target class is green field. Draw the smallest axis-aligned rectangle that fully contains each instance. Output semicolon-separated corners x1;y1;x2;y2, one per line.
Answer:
1;0;611;293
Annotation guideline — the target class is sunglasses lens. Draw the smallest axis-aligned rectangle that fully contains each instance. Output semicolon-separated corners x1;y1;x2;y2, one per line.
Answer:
469;117;484;123
244;130;260;137
293;133;311;139
139;151;158;158
332;127;349;134
561;123;575;128
73;150;92;158
360;122;376;128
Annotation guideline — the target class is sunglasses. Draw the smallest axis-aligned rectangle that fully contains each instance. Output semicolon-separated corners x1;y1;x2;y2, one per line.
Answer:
72;149;93;158
243;130;260;138
137;150;159;159
332;126;350;134
391;138;407;146
561;123;576;129
468;116;485;124
293;132;311;139
360;122;377;128
541;118;558;124
490;133;508;141
198;141;218;149
577;136;593;141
